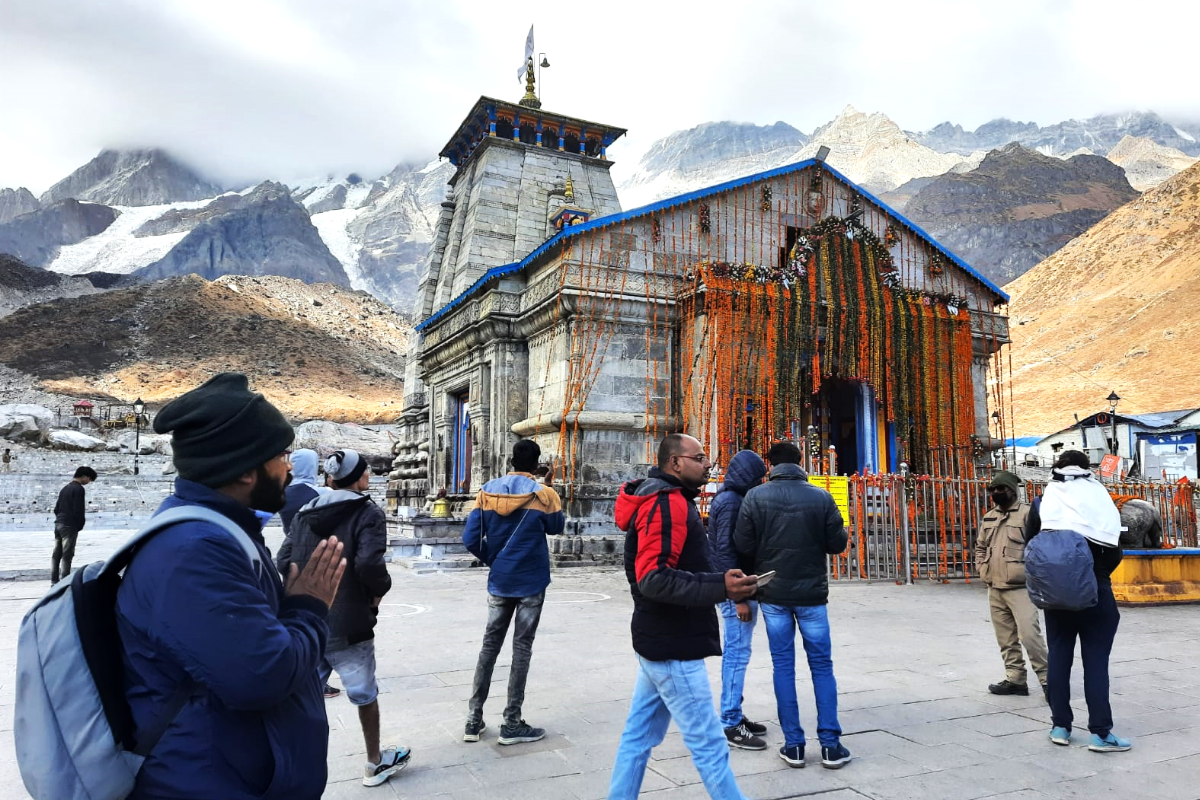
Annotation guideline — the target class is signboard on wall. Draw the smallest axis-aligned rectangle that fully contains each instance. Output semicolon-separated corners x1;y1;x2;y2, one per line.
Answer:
809;475;851;523
1139;432;1198;481
1099;454;1120;478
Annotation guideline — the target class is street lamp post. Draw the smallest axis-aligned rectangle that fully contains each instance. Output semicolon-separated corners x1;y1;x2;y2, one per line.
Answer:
1106;391;1121;457
133;397;145;476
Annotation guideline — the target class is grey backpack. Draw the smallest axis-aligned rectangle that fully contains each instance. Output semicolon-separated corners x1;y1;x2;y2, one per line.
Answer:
1024;529;1098;611
15;505;263;800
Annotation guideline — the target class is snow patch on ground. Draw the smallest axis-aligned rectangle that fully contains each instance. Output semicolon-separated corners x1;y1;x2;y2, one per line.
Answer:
47;200;210;275
345;182;372;209
1174;126;1196;143
312;208;365;289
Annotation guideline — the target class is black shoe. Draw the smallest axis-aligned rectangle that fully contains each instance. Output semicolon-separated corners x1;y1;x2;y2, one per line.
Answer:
821;743;852;769
988;679;1029;696
724;723;767;750
498;720;546;745
324;684;341;699
779;744;805;768
739;716;767;736
463;720;486;742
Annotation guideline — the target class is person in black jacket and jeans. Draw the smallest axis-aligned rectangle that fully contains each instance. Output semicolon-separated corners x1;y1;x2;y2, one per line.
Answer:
51;465;96;583
608;433;759;800
279;449;411;788
734;441;851;770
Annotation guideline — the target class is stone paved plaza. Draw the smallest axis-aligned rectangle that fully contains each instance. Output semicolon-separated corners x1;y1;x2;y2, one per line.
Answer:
2;537;1199;799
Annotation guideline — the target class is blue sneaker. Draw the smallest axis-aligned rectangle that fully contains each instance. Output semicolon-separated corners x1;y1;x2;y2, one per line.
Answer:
821;743;852;769
1088;733;1132;752
1050;726;1071;746
778;744;805;768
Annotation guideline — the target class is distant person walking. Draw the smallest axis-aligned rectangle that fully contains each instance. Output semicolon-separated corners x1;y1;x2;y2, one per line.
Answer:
461;438;564;745
734;441;852;770
975;470;1049;701
608;433;759;800
2;448;13;472
281;448;411;787
1026;450;1132;753
707;449;769;750
51;465;96;584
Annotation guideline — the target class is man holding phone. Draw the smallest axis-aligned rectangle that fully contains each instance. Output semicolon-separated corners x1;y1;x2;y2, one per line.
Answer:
608;433;759;800
734;441;851;771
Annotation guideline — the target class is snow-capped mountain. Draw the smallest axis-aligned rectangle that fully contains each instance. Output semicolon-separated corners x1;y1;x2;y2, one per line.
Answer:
1105;135;1198;191
618;107;983;208
0;188;39;224
40;149;222;207
909;111;1200;158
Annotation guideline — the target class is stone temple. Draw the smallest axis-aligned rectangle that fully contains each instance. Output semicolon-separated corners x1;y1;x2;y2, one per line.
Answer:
388;70;1012;538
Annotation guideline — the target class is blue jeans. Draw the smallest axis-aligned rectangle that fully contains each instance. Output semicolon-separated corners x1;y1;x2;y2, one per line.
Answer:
608;656;749;800
719;599;758;727
761;603;842;749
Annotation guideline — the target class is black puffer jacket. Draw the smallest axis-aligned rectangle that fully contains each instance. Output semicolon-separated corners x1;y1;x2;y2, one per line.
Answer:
616;468;727;662
277;490;392;645
733;463;848;606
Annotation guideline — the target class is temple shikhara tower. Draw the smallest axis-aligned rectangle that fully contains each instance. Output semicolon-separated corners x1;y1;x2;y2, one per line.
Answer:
389;62;1012;531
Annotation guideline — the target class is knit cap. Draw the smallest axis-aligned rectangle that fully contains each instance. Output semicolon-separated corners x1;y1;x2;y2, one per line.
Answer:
325;449;368;489
988;470;1021;491
153;373;294;488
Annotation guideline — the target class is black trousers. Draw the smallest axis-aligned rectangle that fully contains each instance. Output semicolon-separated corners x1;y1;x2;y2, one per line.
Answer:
1044;582;1120;737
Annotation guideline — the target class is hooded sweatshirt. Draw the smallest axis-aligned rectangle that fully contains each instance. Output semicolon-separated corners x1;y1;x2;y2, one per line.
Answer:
708;450;767;574
278;490;391;646
462;472;564;597
280;449;323;534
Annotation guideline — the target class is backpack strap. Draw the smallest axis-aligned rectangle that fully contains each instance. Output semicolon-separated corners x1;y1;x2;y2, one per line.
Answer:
101;504;263;580
100;504;264;756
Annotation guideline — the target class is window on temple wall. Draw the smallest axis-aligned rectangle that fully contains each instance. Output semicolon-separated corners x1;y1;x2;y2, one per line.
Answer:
563;132;580;153
585;136;602;157
519;122;537;145
452;392;472;493
495;117;515;139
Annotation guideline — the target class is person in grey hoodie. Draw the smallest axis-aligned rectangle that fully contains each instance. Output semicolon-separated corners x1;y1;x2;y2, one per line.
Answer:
707;449;769;750
278;449;411;788
280;449;325;534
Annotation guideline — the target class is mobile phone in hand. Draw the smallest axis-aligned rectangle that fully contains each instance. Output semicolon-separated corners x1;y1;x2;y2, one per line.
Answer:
755;570;777;587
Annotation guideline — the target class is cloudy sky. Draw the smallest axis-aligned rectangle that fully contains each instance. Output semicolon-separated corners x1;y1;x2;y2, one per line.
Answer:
2;0;1197;193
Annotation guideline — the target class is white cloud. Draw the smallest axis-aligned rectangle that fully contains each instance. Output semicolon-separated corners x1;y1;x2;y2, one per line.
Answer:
1;0;1196;193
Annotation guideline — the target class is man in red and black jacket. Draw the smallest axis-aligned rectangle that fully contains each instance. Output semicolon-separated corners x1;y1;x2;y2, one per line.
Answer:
607;433;759;800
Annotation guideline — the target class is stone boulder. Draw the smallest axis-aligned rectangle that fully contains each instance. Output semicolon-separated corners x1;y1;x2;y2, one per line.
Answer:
294;421;394;472
48;429;107;451
116;430;173;455
0;403;53;443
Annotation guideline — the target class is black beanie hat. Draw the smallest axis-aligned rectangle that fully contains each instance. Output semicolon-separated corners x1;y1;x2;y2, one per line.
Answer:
988;470;1021;492
153;373;295;488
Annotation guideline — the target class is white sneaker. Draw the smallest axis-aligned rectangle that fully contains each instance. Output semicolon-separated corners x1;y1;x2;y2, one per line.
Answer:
363;745;411;787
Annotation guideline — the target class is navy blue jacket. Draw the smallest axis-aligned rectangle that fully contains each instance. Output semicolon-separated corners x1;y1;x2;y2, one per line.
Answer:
708;450;767;573
115;479;330;800
463;473;564;597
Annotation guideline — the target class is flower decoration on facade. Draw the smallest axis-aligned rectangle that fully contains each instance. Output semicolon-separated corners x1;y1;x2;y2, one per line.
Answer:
698;204;711;233
651;216;661;243
761;185;773;212
928;253;945;276
884;223;900;247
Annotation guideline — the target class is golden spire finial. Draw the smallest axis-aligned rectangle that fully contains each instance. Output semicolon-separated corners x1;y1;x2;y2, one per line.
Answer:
519;57;541;109
564;177;574;202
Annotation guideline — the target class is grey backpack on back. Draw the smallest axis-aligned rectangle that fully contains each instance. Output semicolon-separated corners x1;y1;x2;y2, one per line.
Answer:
1024;529;1098;611
15;504;262;800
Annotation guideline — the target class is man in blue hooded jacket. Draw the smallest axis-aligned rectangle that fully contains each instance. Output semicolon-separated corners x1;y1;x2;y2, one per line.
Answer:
115;373;345;800
461;438;564;745
708;449;769;750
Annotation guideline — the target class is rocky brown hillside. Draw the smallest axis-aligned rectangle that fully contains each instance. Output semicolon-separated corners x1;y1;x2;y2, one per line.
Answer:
906;144;1139;285
0;274;411;422
1006;160;1200;436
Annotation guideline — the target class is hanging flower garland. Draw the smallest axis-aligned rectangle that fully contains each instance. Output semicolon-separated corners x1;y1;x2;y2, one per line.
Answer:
761;185;773;212
698;204;711;233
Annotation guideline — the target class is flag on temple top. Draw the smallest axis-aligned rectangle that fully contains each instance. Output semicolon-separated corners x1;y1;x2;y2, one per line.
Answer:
517;24;534;82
